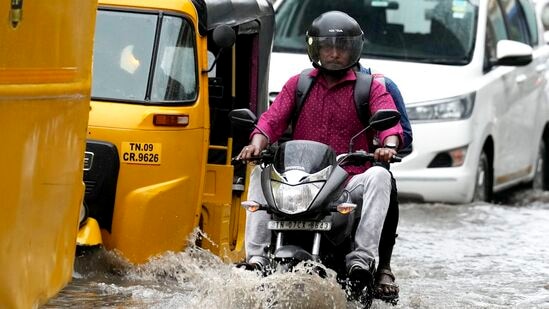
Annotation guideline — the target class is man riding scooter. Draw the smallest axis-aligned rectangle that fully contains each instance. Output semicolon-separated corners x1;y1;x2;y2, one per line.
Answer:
237;11;403;300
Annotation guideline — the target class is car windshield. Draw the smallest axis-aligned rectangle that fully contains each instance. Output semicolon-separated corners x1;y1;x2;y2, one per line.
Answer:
92;10;197;104
274;0;478;65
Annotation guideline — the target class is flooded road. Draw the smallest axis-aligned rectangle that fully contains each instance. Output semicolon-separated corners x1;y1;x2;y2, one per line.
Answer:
44;188;549;308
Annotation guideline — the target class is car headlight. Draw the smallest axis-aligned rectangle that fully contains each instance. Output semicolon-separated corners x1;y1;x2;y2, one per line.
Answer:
407;93;475;122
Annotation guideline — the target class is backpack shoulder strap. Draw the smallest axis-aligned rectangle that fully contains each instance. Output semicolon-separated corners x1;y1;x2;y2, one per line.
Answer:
293;69;374;129
354;71;373;127
293;68;315;128
372;73;386;87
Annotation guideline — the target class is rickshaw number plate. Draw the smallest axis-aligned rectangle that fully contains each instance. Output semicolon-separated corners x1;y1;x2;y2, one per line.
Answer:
121;142;161;165
268;220;331;231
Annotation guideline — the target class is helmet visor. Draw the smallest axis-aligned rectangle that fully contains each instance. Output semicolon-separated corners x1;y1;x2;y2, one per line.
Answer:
307;35;363;71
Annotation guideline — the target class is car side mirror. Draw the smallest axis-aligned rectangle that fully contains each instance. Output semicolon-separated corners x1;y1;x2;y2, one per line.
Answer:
495;40;533;66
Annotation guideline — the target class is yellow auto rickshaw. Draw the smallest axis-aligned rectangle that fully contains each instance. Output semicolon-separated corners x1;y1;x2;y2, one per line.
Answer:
0;1;97;307
78;0;274;264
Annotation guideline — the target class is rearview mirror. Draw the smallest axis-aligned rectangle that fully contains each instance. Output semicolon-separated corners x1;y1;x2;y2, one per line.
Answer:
348;109;401;153
228;108;257;128
212;25;236;49
204;25;236;73
368;109;401;132
495;40;533;66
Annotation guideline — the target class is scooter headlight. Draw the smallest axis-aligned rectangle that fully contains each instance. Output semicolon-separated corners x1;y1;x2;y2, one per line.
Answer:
270;167;330;215
272;182;322;214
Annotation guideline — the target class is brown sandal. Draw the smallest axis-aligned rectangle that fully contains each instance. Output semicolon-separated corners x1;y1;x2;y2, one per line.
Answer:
374;268;399;305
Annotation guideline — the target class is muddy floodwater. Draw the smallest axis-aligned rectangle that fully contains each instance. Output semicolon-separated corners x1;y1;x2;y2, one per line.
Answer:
44;188;549;308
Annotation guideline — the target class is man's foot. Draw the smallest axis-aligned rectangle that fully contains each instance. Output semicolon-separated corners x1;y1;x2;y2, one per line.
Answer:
347;264;375;307
235;256;270;276
374;268;399;305
235;261;262;271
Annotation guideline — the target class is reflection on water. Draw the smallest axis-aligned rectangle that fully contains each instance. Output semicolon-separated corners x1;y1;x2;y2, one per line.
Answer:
44;189;549;309
393;189;549;308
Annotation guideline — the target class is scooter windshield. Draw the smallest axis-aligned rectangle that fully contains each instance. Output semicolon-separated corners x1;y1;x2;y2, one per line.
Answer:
273;140;336;174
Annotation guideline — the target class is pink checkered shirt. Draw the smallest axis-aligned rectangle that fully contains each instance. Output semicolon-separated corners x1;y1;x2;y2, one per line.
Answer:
253;68;403;175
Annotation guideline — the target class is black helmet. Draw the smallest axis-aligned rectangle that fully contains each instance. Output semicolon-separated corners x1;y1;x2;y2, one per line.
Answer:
306;11;364;72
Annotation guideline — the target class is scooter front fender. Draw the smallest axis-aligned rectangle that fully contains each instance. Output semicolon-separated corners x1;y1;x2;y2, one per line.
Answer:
274;245;315;262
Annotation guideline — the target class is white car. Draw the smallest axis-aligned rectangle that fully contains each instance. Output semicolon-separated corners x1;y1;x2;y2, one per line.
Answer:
268;0;549;203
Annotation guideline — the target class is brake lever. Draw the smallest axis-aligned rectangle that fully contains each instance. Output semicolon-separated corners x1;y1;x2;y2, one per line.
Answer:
231;156;263;165
231;146;276;166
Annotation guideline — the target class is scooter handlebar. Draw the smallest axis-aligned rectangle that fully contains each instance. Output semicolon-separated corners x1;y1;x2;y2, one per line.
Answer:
233;148;401;166
337;151;401;166
231;148;275;165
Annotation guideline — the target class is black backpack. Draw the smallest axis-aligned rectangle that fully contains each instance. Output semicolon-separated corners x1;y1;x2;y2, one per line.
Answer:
292;68;374;129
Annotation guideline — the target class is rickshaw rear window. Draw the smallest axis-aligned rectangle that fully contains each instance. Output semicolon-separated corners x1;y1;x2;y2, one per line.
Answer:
92;10;197;104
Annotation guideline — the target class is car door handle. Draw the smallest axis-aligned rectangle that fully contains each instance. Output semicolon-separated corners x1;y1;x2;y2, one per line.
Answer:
515;74;527;84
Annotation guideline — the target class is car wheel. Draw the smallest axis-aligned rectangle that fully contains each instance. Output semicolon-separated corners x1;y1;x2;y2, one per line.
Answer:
472;152;492;202
533;138;548;191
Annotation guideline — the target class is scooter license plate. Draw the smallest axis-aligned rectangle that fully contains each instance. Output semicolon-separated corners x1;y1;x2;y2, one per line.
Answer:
268;220;332;231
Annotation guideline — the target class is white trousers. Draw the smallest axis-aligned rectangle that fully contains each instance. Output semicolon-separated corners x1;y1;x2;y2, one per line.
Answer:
245;165;391;270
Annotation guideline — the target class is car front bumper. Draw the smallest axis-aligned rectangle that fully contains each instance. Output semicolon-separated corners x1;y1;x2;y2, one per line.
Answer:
391;119;479;204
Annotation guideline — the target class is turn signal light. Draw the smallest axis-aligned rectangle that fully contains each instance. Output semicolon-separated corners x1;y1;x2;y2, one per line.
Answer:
153;114;189;127
242;200;261;212
336;202;357;215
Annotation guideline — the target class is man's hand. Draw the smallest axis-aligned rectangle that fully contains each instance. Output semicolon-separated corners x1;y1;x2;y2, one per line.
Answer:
236;134;269;161
374;147;397;162
374;135;399;162
237;144;261;160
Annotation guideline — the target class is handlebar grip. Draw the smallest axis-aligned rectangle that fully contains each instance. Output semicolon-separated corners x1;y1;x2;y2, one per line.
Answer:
231;156;263;163
361;152;401;163
231;157;245;165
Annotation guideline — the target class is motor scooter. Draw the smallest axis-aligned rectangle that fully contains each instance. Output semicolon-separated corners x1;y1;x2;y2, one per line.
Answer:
229;108;401;308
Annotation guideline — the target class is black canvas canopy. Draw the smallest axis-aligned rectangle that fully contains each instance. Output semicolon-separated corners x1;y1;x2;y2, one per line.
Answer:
193;0;274;34
193;0;274;114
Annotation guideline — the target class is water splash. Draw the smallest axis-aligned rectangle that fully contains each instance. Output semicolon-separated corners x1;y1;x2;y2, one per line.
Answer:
52;228;352;309
46;189;549;308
